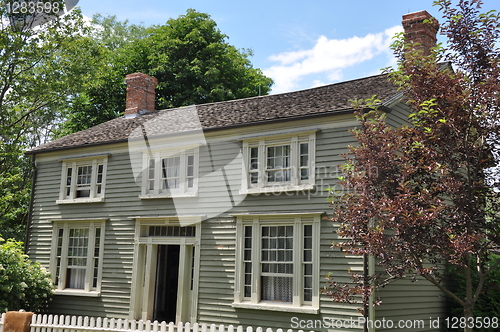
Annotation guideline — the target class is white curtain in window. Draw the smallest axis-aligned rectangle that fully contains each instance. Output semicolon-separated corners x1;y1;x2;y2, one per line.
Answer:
261;276;292;303
67;268;86;289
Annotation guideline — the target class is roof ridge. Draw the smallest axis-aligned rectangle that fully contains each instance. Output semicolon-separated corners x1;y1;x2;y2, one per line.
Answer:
174;72;390;110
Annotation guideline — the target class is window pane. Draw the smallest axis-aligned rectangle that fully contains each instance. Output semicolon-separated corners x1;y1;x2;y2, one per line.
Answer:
244;225;252;298
300;155;309;167
303;224;313;302
76;189;90;198
162;156;180;190
75;165;92;198
77;166;92;185
261;276;292;303
300;143;310;181
66;268;86;289
300;142;308;156
65;166;73;197
261;226;293;275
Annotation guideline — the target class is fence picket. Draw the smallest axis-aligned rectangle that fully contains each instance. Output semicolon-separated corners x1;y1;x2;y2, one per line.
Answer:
159;321;166;332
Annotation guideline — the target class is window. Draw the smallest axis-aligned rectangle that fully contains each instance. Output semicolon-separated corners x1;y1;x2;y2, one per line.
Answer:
242;132;316;193
58;156;108;203
141;148;199;198
51;219;106;295
234;213;320;313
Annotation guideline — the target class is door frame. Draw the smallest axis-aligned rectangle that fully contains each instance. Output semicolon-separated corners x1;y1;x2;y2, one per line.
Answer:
129;217;201;323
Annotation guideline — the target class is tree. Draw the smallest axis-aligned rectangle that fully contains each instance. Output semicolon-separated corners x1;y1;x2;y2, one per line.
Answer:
0;237;53;312
145;9;273;109
58;9;273;135
54;14;149;136
325;1;500;330
0;3;88;240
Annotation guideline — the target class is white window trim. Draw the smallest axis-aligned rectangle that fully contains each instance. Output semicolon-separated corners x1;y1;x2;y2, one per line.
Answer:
232;213;321;314
240;132;316;194
140;147;199;199
50;218;107;296
56;155;108;204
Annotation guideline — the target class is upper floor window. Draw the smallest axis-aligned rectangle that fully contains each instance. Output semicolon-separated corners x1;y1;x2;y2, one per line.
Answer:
140;148;199;198
242;131;316;194
58;156;108;204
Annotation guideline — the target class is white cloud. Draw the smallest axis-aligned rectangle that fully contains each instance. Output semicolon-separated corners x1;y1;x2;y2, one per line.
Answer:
264;25;403;94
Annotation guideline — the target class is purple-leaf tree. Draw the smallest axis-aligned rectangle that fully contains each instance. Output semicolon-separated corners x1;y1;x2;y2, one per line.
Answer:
325;1;500;331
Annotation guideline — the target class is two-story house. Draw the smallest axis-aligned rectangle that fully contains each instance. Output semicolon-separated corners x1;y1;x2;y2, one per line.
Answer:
25;11;446;332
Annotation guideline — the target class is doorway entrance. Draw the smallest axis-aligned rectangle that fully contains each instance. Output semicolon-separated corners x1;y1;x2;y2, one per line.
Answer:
153;245;180;322
130;218;201;323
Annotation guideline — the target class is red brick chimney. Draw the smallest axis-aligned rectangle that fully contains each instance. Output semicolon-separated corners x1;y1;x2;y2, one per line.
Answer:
402;10;439;56
125;73;158;118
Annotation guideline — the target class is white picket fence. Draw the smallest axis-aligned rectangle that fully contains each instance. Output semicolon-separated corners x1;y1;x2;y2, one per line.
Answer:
0;314;302;332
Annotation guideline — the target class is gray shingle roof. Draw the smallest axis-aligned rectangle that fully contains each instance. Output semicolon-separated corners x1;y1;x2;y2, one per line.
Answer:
28;74;398;154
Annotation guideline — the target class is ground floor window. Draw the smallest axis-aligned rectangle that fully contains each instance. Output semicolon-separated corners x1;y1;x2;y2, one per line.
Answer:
50;219;106;294
234;213;320;312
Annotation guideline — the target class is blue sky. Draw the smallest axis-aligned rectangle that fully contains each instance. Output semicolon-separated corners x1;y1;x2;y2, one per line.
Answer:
77;0;498;94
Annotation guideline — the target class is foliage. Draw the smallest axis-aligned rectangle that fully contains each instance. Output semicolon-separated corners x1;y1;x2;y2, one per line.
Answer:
0;4;89;240
325;1;500;329
444;255;500;332
54;14;149;136
57;9;273;135
0;237;53;312
146;9;273;109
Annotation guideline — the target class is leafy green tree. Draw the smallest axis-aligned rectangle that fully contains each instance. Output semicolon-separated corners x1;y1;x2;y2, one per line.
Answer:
146;9;273;109
0;4;88;240
54;14;149;136
58;9;273;135
325;1;500;330
0;237;53;312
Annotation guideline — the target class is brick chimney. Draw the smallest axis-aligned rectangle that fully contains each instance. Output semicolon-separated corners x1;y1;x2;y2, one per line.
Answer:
402;10;439;56
124;73;158;118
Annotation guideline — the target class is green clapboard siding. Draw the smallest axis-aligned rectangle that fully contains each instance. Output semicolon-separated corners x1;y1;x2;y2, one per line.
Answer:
27;107;444;330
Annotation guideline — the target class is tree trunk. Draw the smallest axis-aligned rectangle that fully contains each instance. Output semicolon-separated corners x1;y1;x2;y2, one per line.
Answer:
463;305;474;332
463;263;474;332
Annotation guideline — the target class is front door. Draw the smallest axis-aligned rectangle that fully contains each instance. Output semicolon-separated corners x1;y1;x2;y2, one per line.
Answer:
153;245;180;322
130;221;200;323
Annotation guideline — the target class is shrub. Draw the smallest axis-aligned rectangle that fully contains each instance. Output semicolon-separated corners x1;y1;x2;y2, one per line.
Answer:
0;237;53;312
